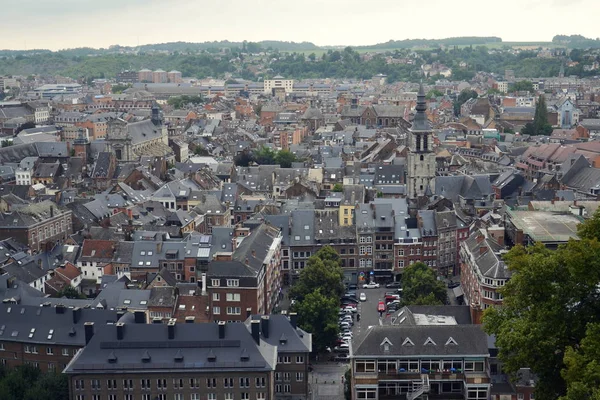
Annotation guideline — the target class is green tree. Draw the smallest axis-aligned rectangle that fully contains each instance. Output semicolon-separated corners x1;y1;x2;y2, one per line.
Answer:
294;288;339;352
453;89;478;116
533;94;553;135
560;323;600;400
56;286;86;299
275;149;297;168
401;262;447;306
253;146;277;165
483;210;600;399
289;250;345;302
332;183;344;192
111;83;131;94
510;80;534;92
426;89;444;99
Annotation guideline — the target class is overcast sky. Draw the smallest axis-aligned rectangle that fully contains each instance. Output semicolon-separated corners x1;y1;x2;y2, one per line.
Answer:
1;0;598;50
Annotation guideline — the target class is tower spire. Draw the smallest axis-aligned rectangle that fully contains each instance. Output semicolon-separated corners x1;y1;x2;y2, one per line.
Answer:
412;83;429;131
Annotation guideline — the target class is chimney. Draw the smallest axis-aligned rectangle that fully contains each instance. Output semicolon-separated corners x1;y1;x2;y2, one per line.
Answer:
185;316;195;323
156;242;162;254
134;310;146;324
201;273;207;295
152;317;163;324
55;304;65;314
116;322;125;340
246;308;252;319
251;249;256;258
245;258;250;265
289;312;298;329
72;307;82;324
168;319;176;339
218;321;226;339
50;206;54;218
261;316;270;339
480;246;488;255
84;322;94;345
251;320;260;344
116;310;126;320
476;233;485;244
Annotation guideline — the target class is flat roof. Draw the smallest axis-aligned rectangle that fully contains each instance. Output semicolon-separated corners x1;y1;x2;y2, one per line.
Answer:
508;210;581;243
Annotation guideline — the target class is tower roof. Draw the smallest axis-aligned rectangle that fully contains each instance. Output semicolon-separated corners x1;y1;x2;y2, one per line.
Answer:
412;83;430;131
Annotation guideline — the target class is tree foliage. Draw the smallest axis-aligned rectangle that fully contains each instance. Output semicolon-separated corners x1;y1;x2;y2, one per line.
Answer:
56;286;86;299
453;89;478;116
560;323;600;400
483;210;600;399
167;95;203;109
521;95;553;135
274;149;297;168
332;183;344;192
0;365;68;400
290;246;344;351
401;262;447;306
509;80;534;93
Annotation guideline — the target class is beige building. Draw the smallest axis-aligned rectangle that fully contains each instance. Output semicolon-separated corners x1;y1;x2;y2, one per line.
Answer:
264;76;294;94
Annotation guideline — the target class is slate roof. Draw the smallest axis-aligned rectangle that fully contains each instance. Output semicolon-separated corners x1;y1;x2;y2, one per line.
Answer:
247;314;311;353
64;321;276;374
353;325;489;357
462;230;510;279
0;303;118;346
93;152;113;178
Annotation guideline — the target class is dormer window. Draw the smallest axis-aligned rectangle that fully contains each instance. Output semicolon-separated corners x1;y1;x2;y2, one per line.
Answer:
424;337;437;346
402;337;414;346
445;337;458;346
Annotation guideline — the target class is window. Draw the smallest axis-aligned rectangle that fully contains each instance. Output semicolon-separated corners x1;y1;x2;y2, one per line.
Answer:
239;377;250;388
276;384;282;393
157;378;167;390
213;306;220;315
91;379;101;390
226;293;240;302
355;360;376;373
213;293;220;301
211;279;220;287
227;279;239;287
173;378;184;389
223;378;234;388
190;378;200;388
75;380;85;390
227;307;241;315
296;356;304;364
141;379;151;390
225;394;233;400
173;395;183;400
283;372;291;382
255;377;266;388
296;372;304;382
191;395;200;400
46;347;53;355
284;384;291;393
62;348;69;356
241;394;249;400
208;395;216;400
207;378;217;388
107;379;117;390
518;395;524;400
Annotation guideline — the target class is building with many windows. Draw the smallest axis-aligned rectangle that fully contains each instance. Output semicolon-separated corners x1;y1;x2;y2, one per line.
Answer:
351;308;491;400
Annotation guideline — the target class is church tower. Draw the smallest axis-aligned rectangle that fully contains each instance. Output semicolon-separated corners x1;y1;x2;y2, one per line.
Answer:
407;83;436;198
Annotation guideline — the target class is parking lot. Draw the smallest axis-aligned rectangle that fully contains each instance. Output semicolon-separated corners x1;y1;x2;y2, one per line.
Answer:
343;286;395;345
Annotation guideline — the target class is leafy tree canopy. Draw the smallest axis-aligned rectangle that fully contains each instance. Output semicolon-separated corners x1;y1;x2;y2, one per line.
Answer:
56;286;86;299
401;262;447;306
484;210;600;399
0;365;68;400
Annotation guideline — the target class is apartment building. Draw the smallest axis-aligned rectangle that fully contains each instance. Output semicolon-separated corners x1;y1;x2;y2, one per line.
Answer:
64;320;277;400
208;223;282;321
460;229;510;324
0;303;117;373
351;310;491;400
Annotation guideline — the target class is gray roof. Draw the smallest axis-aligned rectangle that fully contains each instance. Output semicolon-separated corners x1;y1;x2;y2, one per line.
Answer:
64;320;276;374
353;325;489;357
0;303;117;346
247;314;311;353
290;210;315;246
462;231;510;279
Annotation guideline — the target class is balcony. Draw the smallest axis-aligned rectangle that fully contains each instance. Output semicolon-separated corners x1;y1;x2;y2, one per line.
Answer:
464;371;490;384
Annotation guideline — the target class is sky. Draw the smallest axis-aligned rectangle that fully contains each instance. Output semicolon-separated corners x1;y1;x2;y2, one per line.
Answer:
1;0;599;50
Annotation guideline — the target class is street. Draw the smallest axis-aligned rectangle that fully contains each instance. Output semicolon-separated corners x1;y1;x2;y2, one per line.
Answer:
351;287;389;343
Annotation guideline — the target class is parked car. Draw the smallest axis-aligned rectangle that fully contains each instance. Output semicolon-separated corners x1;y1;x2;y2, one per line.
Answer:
386;282;402;288
342;305;357;313
339;321;351;329
385;294;401;303
377;301;386;312
342;296;359;303
447;282;460;289
348;284;358;290
341;333;353;341
359;292;367;302
363;282;380;289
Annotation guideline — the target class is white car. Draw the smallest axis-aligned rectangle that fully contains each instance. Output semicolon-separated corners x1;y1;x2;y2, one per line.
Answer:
343;305;358;313
363;282;380;289
341;333;353;341
359;292;367;302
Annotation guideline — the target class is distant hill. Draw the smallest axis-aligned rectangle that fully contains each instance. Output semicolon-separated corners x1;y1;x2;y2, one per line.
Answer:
356;36;503;50
552;34;600;48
